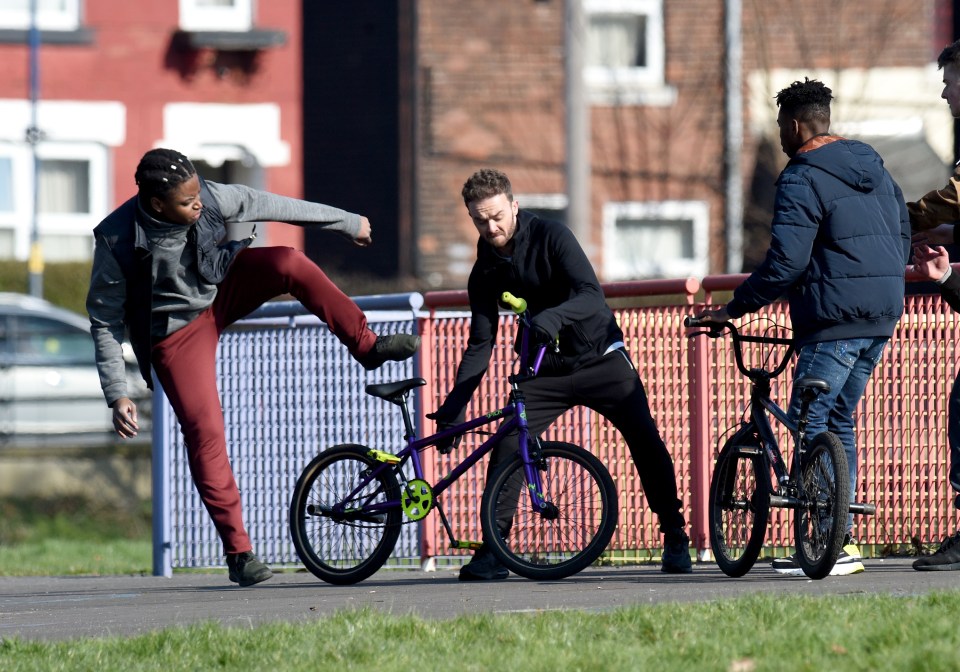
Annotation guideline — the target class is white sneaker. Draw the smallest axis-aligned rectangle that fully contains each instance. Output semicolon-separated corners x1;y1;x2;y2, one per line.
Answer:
770;539;864;576
830;541;865;576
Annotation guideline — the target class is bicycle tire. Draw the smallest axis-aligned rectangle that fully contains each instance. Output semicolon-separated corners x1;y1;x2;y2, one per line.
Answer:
479;441;618;581
709;439;771;577
794;431;849;580
289;444;402;585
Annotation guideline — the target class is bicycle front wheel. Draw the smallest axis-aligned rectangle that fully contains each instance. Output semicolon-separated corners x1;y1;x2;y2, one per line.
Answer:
794;431;849;580
289;444;402;585
709;439;770;577
480;441;618;581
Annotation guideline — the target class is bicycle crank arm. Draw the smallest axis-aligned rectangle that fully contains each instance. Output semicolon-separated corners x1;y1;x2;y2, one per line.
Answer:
769;495;877;516
848;502;877;515
769;494;802;509
307;504;386;524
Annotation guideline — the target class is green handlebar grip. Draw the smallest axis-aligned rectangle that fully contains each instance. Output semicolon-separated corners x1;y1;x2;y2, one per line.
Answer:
501;292;527;314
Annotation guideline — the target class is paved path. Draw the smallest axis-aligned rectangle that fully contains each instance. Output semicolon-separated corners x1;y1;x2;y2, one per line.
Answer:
0;558;950;641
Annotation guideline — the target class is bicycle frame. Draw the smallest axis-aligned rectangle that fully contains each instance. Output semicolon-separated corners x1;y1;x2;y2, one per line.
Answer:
691;320;805;494
328;299;555;529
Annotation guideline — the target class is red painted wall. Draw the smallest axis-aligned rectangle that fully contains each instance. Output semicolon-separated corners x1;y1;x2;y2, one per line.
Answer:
0;0;305;248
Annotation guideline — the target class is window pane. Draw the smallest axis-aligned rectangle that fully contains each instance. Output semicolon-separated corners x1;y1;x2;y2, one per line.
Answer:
587;14;647;68
38;159;89;214
616;218;694;265
0;1;70;10
0;229;14;257
0;157;12;212
0;0;78;30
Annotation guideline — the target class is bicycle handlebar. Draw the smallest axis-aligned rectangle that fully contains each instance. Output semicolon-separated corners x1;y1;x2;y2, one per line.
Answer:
684;316;795;380
498;292;554;381
501;292;528;315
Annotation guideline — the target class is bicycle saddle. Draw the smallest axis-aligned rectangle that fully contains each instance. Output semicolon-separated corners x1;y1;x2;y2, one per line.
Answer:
794;377;831;394
365;378;426;403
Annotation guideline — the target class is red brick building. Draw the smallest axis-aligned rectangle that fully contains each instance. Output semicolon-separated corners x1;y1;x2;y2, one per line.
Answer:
0;1;951;291
391;0;949;288
0;0;304;267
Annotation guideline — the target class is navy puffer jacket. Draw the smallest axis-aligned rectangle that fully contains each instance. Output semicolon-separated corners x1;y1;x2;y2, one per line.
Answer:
727;137;911;345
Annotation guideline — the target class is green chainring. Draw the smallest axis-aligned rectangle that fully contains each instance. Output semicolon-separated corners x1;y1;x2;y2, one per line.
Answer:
401;479;434;521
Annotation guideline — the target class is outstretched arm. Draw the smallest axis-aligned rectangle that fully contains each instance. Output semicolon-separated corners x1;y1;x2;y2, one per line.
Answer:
205;182;370;246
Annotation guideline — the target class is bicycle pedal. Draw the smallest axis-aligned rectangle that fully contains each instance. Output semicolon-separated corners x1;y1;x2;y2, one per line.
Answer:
451;540;484;551
367;449;401;464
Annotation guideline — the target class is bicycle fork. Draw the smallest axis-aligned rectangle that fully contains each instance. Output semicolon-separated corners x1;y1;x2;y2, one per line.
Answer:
513;393;556;518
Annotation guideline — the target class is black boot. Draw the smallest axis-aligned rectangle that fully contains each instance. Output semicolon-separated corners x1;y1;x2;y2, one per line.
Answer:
458;545;509;581
226;551;273;587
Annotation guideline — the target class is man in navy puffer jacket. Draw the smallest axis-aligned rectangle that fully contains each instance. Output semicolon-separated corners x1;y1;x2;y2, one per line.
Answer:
697;79;911;576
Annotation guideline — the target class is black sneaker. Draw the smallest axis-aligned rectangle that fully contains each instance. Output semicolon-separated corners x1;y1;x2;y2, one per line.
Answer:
661;529;693;574
914;531;960;571
226;551;273;587
358;334;421;370
458;546;509;581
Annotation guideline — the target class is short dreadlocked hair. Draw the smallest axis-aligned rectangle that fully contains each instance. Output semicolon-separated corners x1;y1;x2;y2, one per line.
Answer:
775;78;833;125
135;148;197;204
461;168;513;206
938;40;960;70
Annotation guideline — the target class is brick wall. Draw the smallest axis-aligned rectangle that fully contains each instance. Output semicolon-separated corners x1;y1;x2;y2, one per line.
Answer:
0;0;304;247
412;0;938;286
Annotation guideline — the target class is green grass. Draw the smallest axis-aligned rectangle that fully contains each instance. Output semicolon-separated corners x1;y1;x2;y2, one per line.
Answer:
0;498;953;671
0;496;151;576
0;592;957;671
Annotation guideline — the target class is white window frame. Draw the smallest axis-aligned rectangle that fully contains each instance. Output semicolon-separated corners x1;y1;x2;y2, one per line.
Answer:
602;200;709;280
0;0;81;31
584;0;675;106
0;140;107;261
179;0;253;32
517;192;568;223
0;143;32;244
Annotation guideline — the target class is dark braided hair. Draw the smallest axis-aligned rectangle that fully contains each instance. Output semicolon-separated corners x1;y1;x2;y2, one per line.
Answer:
775;78;833;125
461;168;513;205
134;148;197;204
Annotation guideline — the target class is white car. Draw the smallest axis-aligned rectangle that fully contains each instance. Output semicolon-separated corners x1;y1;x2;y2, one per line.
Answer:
0;292;150;443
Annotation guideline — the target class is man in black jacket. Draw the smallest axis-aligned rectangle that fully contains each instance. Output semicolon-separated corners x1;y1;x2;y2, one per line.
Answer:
430;168;690;580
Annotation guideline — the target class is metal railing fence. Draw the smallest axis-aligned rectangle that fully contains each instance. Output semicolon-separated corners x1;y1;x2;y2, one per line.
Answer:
152;274;960;576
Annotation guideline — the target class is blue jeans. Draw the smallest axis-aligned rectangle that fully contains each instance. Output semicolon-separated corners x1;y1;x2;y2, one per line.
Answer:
786;337;888;534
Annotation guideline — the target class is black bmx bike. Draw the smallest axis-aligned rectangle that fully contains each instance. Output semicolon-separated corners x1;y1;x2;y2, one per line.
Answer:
685;317;876;579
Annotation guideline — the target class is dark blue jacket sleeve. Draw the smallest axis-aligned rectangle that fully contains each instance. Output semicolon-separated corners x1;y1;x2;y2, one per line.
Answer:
727;173;821;318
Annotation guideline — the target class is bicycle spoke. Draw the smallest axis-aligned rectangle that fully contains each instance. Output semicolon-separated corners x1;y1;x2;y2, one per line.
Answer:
290;445;402;585
481;442;618;580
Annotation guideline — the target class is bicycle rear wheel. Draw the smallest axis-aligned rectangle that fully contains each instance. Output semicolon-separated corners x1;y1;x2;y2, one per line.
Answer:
794;431;849;579
480;441;618;581
289;444;402;585
709;439;770;577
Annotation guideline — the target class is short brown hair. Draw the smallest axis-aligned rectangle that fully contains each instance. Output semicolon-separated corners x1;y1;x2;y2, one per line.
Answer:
461;168;513;205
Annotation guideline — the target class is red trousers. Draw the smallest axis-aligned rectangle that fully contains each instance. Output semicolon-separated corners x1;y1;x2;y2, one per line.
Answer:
151;247;377;554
